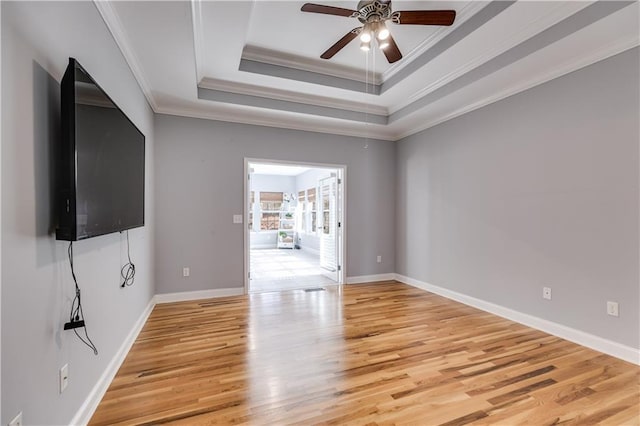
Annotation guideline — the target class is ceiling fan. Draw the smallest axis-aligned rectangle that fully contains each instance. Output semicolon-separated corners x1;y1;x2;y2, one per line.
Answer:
301;1;456;63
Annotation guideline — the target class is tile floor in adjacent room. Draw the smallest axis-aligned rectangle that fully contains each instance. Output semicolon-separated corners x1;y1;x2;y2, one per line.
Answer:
249;248;337;292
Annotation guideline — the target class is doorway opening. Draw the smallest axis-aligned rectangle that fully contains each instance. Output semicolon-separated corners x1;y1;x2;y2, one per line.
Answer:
244;159;345;293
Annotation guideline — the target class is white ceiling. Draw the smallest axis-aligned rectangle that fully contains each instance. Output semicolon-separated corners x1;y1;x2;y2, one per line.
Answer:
96;0;639;141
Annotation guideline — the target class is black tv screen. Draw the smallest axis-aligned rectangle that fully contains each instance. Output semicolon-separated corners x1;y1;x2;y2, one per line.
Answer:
56;58;145;241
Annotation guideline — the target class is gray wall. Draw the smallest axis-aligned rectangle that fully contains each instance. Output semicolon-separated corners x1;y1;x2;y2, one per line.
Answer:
1;2;155;424
396;48;639;349
154;115;396;294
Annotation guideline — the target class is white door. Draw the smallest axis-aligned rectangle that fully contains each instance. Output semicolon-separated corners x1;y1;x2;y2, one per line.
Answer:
319;175;339;282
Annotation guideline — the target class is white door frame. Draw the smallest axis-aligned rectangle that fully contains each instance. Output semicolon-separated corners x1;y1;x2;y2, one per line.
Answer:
243;158;346;294
318;174;339;281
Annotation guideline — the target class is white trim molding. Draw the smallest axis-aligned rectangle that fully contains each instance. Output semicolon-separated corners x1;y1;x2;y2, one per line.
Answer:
190;0;205;83
93;0;159;111
381;0;492;83
199;77;388;116
395;274;640;366
346;273;396;284
242;45;383;86
389;1;593;114
70;298;156;426
155;288;244;304
394;36;640;140
71;288;247;424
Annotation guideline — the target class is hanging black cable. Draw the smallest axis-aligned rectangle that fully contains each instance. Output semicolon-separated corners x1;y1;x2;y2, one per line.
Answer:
65;242;98;355
120;230;136;287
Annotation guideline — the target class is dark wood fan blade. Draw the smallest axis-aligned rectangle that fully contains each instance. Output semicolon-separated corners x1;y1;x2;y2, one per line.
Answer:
301;3;357;17
381;33;402;63
394;10;456;25
321;28;360;59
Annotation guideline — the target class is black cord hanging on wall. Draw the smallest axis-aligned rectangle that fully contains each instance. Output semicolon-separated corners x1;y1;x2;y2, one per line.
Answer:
120;230;136;288
64;242;98;355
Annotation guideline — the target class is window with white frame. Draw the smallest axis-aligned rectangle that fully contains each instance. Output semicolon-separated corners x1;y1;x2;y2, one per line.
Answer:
259;191;283;231
322;183;331;235
307;187;317;233
249;191;255;231
298;190;306;233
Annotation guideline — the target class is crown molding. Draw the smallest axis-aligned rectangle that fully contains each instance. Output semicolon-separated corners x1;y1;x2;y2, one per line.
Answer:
239;59;381;94
93;0;159;111
199;77;388;116
97;0;636;145
381;0;489;82
242;45;383;86
155;104;399;141
198;87;388;124
190;0;204;83
394;36;639;141
178;35;639;143
388;0;594;114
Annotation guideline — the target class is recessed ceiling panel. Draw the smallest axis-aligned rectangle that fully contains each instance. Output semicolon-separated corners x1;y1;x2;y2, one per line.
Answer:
96;0;639;141
243;1;477;80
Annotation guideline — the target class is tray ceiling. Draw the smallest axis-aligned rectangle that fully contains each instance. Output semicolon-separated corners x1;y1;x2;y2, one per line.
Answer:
96;0;640;140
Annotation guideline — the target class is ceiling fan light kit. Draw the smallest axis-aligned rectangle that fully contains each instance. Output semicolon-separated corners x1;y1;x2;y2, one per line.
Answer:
376;23;390;41
301;0;456;63
360;28;372;43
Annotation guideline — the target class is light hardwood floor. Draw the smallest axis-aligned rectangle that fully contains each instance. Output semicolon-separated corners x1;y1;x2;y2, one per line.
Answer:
90;282;640;425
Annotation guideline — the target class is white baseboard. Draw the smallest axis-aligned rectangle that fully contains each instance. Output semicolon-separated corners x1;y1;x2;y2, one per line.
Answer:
346;273;396;284
395;274;640;365
70;297;156;426
71;288;245;424
155;287;244;304
69;273;638;426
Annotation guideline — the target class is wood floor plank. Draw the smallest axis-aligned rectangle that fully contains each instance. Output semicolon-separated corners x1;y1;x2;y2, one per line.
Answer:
90;282;639;425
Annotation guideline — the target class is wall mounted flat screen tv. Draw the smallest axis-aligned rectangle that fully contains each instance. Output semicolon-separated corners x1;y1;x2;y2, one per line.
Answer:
56;58;145;241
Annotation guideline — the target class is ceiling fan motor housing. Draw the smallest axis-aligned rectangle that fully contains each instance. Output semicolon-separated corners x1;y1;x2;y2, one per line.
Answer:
356;0;392;23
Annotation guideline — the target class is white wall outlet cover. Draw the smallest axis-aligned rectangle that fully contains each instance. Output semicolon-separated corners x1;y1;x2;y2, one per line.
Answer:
233;214;243;224
543;287;552;300
9;412;23;426
183;267;190;277
607;301;619;317
376;255;382;263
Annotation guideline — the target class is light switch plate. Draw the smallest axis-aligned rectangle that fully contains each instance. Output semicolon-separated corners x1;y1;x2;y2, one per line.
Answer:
233;214;243;224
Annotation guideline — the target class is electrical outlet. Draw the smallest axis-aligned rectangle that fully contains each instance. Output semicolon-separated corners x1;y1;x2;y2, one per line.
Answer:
233;214;243;224
542;287;552;300
9;411;23;426
183;267;190;277
607;301;619;317
60;364;69;393
376;255;382;263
